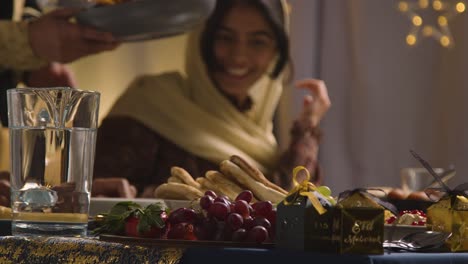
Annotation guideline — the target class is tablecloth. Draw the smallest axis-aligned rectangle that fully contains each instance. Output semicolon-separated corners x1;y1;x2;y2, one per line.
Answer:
1;236;468;264
0;236;183;264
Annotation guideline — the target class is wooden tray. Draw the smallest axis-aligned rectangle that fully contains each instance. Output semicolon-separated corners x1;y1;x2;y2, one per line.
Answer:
99;234;274;249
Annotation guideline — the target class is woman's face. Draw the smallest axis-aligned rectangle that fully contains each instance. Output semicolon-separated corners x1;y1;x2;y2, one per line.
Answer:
211;3;278;104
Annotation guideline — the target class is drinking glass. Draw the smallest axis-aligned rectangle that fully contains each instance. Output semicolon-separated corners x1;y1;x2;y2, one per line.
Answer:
400;167;443;193
7;87;99;237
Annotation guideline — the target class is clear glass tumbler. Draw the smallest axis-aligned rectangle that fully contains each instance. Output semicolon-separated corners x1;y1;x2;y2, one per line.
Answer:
7;87;100;237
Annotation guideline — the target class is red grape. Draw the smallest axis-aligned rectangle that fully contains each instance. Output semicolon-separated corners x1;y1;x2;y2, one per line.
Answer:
235;190;253;203
214;196;231;206
200;195;214;210
247;226;269;243
168;208;197;224
209;202;231;221
254;217;271;230
227;213;244;231
213;221;226;241
194;217;217;240
231;228;247;242
234;200;250;218
265;209;276;227
243;216;255;230
252;201;273;217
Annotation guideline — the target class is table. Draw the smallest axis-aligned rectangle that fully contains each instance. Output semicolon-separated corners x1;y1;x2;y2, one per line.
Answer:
181;247;468;264
0;236;467;264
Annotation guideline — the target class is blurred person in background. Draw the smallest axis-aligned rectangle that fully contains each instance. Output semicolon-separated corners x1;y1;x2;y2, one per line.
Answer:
92;0;331;198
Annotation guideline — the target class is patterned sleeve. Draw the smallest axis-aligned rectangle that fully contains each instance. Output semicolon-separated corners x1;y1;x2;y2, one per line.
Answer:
0;21;47;70
93;116;161;194
272;120;323;191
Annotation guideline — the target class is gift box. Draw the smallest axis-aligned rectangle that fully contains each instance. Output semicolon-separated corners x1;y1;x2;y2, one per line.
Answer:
426;196;452;233
410;151;467;251
426;185;468;252
449;195;468;252
332;190;390;255
276;167;336;252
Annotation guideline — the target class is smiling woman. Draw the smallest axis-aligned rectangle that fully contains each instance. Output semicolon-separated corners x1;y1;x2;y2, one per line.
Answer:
92;0;331;198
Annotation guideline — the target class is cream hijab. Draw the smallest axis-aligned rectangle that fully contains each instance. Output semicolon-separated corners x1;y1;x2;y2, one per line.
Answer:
109;1;290;173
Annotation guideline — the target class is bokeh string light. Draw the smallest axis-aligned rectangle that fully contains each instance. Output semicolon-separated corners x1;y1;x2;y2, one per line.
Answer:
398;0;466;48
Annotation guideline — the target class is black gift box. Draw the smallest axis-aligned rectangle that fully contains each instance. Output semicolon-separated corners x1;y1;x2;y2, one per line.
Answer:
276;192;335;252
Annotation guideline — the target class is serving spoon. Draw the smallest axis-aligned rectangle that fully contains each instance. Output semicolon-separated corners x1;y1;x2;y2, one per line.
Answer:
384;231;451;251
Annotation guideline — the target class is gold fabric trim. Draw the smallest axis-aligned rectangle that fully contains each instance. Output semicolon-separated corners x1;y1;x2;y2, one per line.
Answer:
0;236;184;264
0;21;47;70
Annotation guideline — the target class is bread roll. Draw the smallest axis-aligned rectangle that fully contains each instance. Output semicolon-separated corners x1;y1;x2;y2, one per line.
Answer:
171;166;201;189
407;191;431;201
167;176;183;183
220;160;285;203
229;155;287;195
154;182;203;200
205;170;244;201
388;188;409;200
196;177;226;197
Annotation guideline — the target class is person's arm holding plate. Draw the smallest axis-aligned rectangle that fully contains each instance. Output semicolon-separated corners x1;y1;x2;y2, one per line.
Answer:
0;8;119;70
0;6;119;126
27;7;119;65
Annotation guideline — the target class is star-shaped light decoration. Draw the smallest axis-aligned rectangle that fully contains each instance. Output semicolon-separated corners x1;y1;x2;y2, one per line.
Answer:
398;0;466;48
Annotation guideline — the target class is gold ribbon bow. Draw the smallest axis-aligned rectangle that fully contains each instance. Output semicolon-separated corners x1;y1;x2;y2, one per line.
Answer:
283;166;327;215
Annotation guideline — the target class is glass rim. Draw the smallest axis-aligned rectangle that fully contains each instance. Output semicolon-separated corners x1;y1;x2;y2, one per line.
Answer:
6;87;100;96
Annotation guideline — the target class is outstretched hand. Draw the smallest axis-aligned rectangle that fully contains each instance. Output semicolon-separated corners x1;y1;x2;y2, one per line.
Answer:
28;8;120;63
26;62;78;88
295;79;331;127
92;178;138;198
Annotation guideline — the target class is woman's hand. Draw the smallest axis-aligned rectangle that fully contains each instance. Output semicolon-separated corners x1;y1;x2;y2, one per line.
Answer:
296;79;331;127
0;171;10;207
140;185;158;198
28;8;119;64
92;178;138;198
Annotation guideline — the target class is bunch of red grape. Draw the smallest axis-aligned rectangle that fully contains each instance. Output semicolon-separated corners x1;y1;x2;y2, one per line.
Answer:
165;190;276;243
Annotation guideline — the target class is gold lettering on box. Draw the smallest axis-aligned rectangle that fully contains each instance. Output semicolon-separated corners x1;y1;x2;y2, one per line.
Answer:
344;235;382;246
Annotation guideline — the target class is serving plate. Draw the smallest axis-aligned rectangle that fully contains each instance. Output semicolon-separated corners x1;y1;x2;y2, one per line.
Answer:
99;234;274;249
75;0;216;41
384;224;427;242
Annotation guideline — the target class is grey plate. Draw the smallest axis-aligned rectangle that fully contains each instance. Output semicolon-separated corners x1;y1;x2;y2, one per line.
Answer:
384;224;427;241
75;0;216;42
